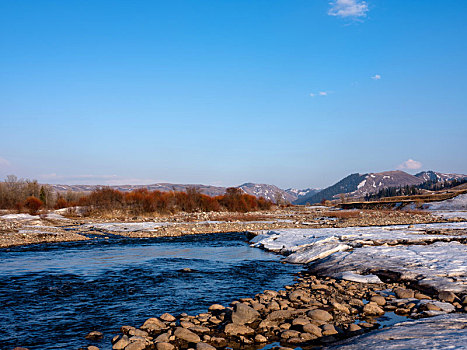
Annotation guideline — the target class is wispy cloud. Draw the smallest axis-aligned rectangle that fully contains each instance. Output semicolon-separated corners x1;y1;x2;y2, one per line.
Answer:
397;159;423;170
38;173;158;185
328;0;369;19
310;91;330;97
0;156;11;168
371;74;381;80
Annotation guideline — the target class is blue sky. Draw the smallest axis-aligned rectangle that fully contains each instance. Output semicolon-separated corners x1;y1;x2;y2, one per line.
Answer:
1;0;466;188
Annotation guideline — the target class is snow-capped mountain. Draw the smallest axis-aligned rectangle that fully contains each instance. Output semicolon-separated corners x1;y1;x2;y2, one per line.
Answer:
295;170;464;205
352;170;424;196
415;171;467;183
285;188;321;201
237;183;297;203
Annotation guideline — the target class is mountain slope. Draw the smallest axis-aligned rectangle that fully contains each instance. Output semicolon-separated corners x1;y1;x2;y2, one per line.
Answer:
237;183;296;203
415;171;467;183
294;173;366;205
352;171;424;197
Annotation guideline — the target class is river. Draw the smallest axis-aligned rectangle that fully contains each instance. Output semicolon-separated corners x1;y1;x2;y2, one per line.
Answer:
0;232;301;350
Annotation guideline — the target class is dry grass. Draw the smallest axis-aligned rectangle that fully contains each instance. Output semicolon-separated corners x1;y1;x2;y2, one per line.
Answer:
322;210;361;219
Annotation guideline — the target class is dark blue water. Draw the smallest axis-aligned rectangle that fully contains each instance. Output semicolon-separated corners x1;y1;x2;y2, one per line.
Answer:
0;232;301;350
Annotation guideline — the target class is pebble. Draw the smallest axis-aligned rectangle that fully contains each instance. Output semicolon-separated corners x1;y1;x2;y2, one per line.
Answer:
109;270;459;350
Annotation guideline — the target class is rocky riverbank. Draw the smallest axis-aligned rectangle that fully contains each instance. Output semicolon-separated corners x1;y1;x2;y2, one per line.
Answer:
0;206;455;248
101;271;466;350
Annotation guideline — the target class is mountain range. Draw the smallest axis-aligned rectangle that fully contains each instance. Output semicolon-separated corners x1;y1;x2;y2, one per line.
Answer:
49;170;466;204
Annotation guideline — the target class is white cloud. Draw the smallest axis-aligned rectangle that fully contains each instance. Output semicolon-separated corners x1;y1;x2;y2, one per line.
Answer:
371;74;381;80
397;159;423;170
328;0;369;18
310;91;329;97
0;157;11;168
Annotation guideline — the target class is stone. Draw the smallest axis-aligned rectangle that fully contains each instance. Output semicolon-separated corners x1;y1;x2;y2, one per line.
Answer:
121;326;136;335
363;302;385;316
85;331;103;340
266;300;281;311
231;303;260;324
174;327;201;343
289;290;309;302
156;343;174;350
196;343;216;350
224;323;255;336
210;337;227;347
160;313;176;322
414;293;431;300
292;317;310;326
124;342;147;350
394;288;414;299
255;334;268;343
129;329;148;337
87;347;99;350
332;302;350;314
421;303;442;312
208;304;225;312
181;321;195;329
141;318;166;331
239;335;253;344
155;333;170;343
300;332;317;341
370;296;386;306
321;324;338;336
188;325;210;334
349;298;364;307
438;291;457;303
112;335;130;350
281;330;301;339
348;323;361;332
307;309;333;322
303;323;322;337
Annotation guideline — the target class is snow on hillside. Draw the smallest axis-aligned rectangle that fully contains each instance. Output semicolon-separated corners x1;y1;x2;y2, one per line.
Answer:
352;171;423;196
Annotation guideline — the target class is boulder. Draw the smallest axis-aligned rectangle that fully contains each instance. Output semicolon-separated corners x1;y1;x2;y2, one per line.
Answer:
438;291;457;303
156;343;174;350
113;335;130;350
160;313;176;322
303;323;322;337
363;302;385;316
394;288;414;299
231;303;260;324
307;309;333;322
174;327;201;343
196;343;216;350
224;323;255;336
85;331;103;341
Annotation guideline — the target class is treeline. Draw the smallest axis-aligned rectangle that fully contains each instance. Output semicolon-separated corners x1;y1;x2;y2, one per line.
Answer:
0;175;83;214
81;187;272;214
0;175;273;215
364;177;467;201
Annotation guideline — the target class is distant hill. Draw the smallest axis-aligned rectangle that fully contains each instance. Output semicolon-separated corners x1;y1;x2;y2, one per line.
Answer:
285;188;321;201
294;170;467;205
294;173;365;205
352;171;424;197
415;171;467;183
237;183;296;203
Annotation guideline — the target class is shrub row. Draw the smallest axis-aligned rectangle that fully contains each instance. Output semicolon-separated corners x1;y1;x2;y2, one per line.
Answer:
79;187;272;214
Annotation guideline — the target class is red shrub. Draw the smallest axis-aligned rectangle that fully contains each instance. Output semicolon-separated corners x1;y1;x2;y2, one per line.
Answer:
24;196;43;215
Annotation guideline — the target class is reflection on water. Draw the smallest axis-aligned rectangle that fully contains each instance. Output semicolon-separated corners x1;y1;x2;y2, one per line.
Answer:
0;232;301;350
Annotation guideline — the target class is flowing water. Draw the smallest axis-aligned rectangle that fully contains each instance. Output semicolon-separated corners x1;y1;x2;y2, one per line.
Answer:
0;232;301;350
